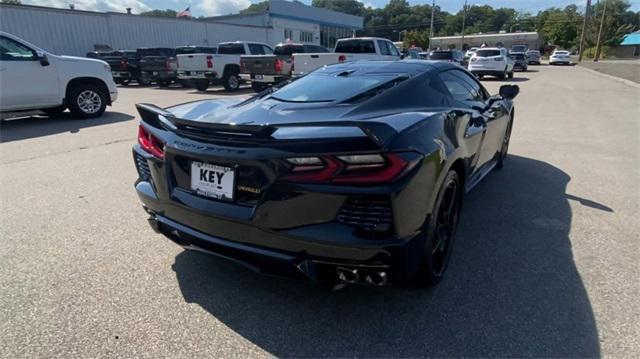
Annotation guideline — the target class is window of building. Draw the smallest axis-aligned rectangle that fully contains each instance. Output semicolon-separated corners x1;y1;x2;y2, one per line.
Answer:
284;29;293;41
320;25;354;50
300;31;314;43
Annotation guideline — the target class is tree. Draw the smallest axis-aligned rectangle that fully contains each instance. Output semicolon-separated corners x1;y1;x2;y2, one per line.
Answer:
240;1;268;14
403;30;429;49
312;0;364;17
140;9;178;18
1;0;22;4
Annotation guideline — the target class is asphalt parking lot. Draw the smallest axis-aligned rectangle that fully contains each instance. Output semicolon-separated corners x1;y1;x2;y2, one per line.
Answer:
1;65;639;358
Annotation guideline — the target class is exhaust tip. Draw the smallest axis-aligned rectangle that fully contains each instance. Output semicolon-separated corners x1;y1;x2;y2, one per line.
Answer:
364;271;388;286
336;267;359;284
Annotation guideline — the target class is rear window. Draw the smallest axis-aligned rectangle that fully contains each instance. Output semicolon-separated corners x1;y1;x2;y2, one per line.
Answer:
555;51;569;55
511;45;528;52
274;45;304;56
218;43;245;55
335;40;376;54
509;54;525;60
137;48;175;57
428;51;453;60
271;74;397;103
475;49;501;57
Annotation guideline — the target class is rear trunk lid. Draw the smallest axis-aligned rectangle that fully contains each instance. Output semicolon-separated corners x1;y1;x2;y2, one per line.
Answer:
177;54;212;72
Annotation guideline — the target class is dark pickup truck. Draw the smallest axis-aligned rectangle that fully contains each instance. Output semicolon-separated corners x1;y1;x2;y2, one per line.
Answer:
137;47;177;87
240;43;328;92
101;50;140;85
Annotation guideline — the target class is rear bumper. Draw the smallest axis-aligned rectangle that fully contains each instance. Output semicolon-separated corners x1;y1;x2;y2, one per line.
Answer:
132;145;431;286
144;71;177;80
178;71;218;80
469;69;504;76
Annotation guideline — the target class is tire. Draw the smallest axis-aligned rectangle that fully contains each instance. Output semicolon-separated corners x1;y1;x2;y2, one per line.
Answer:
158;81;170;88
222;70;240;91
138;74;151;86
251;82;268;92
496;117;514;169
195;80;209;92
41;105;66;115
478;74;484;80
508;71;514;79
412;170;462;287
67;84;107;119
499;69;506;80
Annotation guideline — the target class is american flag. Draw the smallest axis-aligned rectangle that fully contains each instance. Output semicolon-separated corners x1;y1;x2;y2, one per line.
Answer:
176;6;191;18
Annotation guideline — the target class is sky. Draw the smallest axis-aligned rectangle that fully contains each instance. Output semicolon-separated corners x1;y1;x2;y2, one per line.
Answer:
22;0;640;17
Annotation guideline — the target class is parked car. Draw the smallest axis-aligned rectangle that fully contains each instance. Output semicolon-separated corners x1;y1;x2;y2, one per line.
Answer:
465;47;478;60
177;41;272;91
404;46;424;59
137;47;177;87
240;42;329;92
100;50;140;85
525;50;541;65
426;50;466;67
508;52;528;72
0;31;117;118
549;50;571;65
510;44;528;53
132;61;519;288
292;37;401;76
468;47;514;79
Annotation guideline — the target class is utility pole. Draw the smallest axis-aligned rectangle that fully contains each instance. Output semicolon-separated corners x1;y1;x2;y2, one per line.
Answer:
578;0;591;62
429;0;435;50
460;0;468;50
594;0;608;62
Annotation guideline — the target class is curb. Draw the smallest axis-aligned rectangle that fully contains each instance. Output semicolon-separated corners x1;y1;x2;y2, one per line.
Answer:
574;64;640;89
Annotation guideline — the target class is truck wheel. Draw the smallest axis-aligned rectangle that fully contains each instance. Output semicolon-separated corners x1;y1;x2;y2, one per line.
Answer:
139;74;151;86
251;82;268;92
67;84;107;119
223;70;240;91
508;71;514;79
195;80;209;92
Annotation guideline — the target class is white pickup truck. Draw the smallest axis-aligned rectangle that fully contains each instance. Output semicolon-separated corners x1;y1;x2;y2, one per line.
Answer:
177;41;273;91
0;31;117;118
292;37;402;76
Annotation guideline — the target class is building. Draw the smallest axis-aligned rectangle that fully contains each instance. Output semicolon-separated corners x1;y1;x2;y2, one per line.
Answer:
430;32;542;51
608;30;640;58
0;1;363;56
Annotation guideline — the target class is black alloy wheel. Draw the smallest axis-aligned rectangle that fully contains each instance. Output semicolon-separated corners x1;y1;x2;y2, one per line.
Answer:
413;170;462;286
497;118;513;169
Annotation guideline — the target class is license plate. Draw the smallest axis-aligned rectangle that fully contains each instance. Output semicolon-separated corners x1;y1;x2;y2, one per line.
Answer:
191;161;235;200
255;74;263;80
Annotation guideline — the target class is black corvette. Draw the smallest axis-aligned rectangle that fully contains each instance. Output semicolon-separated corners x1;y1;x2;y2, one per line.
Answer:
133;61;519;288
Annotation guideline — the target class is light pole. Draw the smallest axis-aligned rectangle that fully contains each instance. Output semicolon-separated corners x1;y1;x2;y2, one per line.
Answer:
460;0;468;50
429;0;435;50
578;0;592;62
594;0;608;62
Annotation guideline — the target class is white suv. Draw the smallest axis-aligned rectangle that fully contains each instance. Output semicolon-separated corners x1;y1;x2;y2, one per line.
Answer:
468;47;514;80
0;31;117;118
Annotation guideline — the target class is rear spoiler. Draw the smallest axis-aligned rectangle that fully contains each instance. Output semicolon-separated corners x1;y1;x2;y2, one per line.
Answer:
136;103;399;147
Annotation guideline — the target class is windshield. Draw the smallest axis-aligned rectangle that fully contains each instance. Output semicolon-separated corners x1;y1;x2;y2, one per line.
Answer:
476;49;501;57
274;45;304;56
428;51;453;60
335;40;376;54
270;74;399;103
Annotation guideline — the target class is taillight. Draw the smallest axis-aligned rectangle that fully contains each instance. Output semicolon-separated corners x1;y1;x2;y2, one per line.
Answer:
137;125;164;159
282;153;410;184
206;55;213;69
338;54;346;62
121;58;128;70
165;58;171;70
274;58;283;73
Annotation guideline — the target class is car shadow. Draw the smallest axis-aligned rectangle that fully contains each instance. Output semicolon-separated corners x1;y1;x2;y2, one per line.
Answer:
171;155;599;357
0;111;134;143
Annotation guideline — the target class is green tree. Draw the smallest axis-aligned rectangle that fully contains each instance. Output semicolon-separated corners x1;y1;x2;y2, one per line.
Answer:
1;0;22;4
140;9;178;18
239;1;268;14
403;30;429;49
311;0;364;16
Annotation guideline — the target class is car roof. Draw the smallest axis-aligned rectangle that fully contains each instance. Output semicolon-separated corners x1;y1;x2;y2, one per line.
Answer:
477;47;502;51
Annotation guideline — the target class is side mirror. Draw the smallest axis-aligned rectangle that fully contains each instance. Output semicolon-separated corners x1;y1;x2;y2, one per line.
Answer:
38;52;50;67
499;84;519;100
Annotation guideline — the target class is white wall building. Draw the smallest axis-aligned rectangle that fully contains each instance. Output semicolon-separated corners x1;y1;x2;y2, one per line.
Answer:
0;0;363;56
